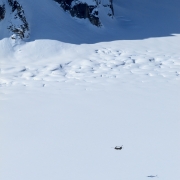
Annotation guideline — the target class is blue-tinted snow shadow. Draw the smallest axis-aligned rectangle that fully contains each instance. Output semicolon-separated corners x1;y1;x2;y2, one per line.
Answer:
28;0;180;44
1;0;179;44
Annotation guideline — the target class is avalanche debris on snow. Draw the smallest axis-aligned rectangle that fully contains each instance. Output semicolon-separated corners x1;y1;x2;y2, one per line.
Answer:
1;44;180;88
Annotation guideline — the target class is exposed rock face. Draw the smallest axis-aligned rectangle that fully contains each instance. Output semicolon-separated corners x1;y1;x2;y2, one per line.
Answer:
54;0;114;26
0;4;5;20
7;0;29;39
103;0;114;17
1;0;114;40
0;0;29;39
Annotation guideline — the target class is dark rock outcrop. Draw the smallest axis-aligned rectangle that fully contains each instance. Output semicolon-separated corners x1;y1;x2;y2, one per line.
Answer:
54;0;114;26
0;4;5;21
7;0;29;39
103;0;114;17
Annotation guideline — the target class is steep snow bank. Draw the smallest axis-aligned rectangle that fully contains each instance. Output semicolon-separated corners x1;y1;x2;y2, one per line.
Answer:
1;0;180;43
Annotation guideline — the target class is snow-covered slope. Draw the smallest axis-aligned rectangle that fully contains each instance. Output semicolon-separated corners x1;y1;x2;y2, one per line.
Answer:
0;0;179;89
0;0;180;43
0;35;180;91
0;0;114;41
0;1;180;180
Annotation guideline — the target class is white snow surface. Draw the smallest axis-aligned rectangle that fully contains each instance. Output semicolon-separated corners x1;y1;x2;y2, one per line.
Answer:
0;0;180;180
0;35;180;89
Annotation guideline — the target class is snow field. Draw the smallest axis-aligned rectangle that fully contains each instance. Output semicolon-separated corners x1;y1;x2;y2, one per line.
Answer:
0;1;180;180
1;36;180;91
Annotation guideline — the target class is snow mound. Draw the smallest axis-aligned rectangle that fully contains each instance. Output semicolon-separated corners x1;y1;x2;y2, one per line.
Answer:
1;36;180;91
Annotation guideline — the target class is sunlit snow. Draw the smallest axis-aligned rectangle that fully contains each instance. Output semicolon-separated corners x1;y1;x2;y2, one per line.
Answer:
0;0;180;180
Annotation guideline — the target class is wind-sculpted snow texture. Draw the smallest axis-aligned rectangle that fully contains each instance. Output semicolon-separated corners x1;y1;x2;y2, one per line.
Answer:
1;37;180;89
54;0;114;26
0;0;180;89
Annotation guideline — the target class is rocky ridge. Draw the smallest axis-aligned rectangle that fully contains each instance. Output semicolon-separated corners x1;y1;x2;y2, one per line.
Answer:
0;0;29;39
0;3;5;20
7;0;29;39
54;0;114;26
0;0;114;40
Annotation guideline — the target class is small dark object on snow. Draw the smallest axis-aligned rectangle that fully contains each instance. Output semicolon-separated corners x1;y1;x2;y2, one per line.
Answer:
114;146;123;150
147;175;158;178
